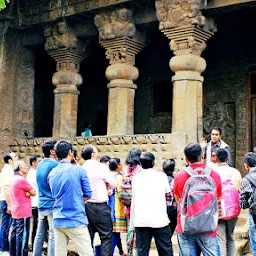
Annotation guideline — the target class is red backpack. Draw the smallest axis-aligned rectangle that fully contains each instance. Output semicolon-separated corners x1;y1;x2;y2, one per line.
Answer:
180;166;218;235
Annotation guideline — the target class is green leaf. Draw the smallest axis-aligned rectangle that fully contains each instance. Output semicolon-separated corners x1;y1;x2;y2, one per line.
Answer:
0;0;8;11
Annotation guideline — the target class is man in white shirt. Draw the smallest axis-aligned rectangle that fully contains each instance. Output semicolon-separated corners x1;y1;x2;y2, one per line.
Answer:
81;145;116;256
130;152;173;256
26;154;41;250
0;152;18;255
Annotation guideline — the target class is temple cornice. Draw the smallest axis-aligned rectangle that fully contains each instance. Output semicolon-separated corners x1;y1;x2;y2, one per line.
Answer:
18;0;136;26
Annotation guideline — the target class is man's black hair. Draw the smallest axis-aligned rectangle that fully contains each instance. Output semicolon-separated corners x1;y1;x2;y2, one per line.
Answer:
81;145;94;160
100;155;111;163
216;148;228;163
29;154;41;166
109;158;121;171
54;140;73;160
244;152;256;168
163;159;176;177
42;139;57;158
3;152;12;164
140;152;155;169
184;143;202;163
73;149;77;159
211;127;222;136
126;148;142;167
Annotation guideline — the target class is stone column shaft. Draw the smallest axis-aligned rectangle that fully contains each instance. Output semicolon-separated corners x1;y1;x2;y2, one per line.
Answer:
156;0;215;142
94;8;145;135
44;20;86;138
107;79;136;135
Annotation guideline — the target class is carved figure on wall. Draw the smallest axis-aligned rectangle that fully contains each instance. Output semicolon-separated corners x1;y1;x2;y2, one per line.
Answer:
203;103;235;145
155;0;208;30
44;20;77;51
106;47;133;64
94;8;136;40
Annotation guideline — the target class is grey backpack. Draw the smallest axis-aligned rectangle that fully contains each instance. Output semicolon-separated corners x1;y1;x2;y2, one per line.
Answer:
180;166;218;235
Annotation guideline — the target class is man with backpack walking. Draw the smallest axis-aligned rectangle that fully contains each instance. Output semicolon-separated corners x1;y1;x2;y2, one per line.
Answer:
173;143;222;256
240;152;256;254
215;148;242;256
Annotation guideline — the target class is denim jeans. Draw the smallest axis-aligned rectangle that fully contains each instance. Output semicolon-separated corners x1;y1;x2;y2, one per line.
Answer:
33;211;54;256
0;200;12;252
10;217;30;256
177;233;220;256
249;213;256;255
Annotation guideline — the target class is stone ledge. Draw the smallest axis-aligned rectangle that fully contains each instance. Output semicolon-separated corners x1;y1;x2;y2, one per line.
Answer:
9;133;187;170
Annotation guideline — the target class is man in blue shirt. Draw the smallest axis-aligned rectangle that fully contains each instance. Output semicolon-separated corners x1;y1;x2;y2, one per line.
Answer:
33;139;58;256
48;140;93;256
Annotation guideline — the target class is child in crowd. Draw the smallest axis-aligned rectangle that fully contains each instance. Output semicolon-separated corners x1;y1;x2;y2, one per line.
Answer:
163;159;177;237
108;158;127;256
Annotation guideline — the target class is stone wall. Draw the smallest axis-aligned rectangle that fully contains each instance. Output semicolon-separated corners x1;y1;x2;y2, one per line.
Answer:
0;26;19;162
9;133;187;171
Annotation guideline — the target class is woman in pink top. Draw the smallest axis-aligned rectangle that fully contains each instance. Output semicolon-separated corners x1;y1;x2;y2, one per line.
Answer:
121;148;142;256
9;161;36;256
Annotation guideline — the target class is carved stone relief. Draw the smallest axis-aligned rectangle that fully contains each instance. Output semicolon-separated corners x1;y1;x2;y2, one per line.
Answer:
10;133;187;171
44;20;78;51
203;60;249;175
94;8;136;41
19;0;132;25
155;0;212;30
14;45;35;139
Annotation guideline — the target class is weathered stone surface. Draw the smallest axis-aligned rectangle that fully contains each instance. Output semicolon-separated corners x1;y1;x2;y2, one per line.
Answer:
44;19;87;138
9;133;187;171
94;7;145;136
94;8;136;41
0;25;34;166
155;0;216;31
155;0;215;143
18;0;134;25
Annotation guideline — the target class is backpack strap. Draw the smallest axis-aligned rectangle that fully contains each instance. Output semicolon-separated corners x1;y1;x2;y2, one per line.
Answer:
185;166;212;176
203;167;212;176
245;173;256;188
185;166;196;176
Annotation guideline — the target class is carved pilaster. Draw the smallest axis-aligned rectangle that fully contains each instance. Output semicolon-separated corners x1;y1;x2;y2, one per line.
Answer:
44;19;87;138
155;0;216;143
94;8;145;135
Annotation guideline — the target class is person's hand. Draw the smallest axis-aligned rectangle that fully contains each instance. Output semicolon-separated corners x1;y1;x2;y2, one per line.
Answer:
200;137;207;150
25;192;31;197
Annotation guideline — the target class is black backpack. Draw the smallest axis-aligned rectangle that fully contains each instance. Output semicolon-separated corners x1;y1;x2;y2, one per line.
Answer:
245;173;256;224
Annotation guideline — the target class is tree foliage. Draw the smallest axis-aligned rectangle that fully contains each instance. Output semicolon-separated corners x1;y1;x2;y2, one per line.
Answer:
0;0;9;11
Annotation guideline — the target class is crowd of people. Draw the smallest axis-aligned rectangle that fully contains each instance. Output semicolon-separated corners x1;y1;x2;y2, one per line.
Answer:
0;126;256;256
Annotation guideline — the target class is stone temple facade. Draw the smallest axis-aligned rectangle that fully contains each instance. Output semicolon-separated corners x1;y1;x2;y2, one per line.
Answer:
0;0;255;174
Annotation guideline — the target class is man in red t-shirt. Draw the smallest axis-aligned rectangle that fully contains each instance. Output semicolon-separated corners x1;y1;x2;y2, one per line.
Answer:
173;143;222;256
10;160;36;256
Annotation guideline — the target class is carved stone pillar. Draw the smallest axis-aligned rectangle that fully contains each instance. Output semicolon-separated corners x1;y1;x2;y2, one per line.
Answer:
94;8;145;135
156;0;216;143
44;20;86;138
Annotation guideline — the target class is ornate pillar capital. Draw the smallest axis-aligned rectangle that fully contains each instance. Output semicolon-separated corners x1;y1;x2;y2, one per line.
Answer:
44;19;87;72
94;8;146;65
156;0;216;56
